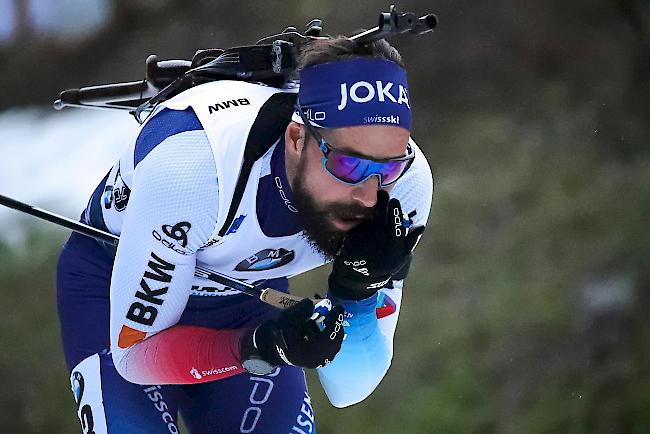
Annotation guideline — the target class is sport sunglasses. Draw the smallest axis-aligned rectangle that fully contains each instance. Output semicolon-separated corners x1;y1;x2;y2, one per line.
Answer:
297;106;415;187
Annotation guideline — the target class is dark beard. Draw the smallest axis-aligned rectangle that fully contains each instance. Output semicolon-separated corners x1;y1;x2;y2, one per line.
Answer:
292;157;373;260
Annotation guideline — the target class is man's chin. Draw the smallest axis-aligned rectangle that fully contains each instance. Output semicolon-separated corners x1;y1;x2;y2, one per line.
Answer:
331;216;364;232
300;221;346;260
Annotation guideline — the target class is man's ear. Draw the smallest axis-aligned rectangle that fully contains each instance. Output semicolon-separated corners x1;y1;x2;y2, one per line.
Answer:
285;121;305;158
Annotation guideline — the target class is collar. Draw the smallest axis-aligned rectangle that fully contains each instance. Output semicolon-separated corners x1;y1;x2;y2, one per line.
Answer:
256;138;303;237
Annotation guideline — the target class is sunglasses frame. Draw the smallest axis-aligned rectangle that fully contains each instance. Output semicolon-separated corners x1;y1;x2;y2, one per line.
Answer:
297;107;415;187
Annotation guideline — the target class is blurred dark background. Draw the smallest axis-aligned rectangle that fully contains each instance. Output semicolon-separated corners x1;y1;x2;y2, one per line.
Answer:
0;0;649;433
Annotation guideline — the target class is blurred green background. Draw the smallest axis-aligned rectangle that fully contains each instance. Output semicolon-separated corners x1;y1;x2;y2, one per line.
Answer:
1;0;649;433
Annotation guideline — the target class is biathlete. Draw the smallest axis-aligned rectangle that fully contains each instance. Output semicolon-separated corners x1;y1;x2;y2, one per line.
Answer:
57;37;433;433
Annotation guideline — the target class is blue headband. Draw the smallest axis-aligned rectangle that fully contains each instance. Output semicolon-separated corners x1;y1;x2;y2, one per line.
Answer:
297;57;412;130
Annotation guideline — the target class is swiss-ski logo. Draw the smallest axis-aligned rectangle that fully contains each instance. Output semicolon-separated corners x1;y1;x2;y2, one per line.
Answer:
235;248;295;271
190;368;202;380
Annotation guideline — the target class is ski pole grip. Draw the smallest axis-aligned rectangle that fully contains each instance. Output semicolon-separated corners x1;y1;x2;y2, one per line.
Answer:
259;288;308;310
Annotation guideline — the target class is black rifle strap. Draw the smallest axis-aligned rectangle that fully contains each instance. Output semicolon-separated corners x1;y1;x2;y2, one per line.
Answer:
217;92;297;237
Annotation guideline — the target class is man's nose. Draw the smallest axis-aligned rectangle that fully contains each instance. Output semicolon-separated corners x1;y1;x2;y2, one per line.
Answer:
351;176;380;208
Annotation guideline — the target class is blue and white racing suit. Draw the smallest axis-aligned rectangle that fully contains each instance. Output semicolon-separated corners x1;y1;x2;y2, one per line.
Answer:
57;80;433;433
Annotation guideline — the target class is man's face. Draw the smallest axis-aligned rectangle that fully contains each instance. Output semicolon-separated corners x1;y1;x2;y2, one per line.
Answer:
285;122;410;258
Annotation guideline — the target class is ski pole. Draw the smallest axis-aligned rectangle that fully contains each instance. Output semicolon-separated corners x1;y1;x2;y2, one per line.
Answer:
0;193;306;310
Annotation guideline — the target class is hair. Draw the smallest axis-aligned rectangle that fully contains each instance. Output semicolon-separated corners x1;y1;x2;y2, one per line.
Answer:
297;36;404;70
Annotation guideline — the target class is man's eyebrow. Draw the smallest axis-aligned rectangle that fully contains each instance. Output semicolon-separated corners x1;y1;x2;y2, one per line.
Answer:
333;144;375;159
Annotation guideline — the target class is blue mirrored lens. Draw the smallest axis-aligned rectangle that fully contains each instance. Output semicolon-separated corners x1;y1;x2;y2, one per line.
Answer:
325;153;408;186
377;160;408;185
326;154;367;182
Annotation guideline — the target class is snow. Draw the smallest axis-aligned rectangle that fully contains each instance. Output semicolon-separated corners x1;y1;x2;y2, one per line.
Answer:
0;106;137;244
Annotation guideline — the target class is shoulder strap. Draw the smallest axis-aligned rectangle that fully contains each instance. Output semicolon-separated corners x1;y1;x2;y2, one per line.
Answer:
217;92;297;237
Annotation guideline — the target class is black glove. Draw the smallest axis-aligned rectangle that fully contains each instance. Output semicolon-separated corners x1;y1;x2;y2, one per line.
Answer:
329;190;425;300
241;299;345;370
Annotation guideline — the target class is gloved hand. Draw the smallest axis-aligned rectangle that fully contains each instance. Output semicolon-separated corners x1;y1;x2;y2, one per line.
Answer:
329;189;425;300
241;299;345;370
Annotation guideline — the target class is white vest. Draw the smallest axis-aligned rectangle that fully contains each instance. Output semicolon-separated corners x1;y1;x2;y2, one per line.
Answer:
162;80;329;296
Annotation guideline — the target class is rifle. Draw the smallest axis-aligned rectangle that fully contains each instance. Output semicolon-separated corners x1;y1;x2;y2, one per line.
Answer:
53;5;436;123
